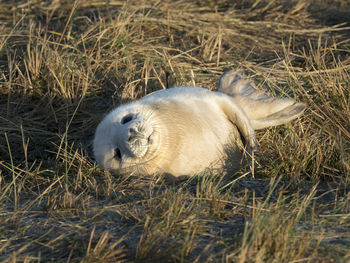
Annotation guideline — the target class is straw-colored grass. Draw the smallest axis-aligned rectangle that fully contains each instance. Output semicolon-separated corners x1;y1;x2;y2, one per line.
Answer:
0;0;349;262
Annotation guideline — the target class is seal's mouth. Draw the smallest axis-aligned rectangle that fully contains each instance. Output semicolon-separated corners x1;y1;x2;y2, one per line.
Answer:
147;132;153;144
116;128;159;172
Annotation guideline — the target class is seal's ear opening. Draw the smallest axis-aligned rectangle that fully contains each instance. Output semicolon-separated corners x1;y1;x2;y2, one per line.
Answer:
218;69;306;130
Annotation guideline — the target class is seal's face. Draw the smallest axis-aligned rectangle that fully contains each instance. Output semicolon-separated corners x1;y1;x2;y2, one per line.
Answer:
93;108;155;172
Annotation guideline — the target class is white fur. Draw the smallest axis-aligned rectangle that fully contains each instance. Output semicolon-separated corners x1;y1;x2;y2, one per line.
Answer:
93;70;305;178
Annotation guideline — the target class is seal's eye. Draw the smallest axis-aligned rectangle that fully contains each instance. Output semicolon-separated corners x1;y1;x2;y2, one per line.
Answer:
121;114;133;124
114;148;122;159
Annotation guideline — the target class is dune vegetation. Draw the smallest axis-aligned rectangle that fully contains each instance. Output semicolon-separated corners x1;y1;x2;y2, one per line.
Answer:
0;0;349;262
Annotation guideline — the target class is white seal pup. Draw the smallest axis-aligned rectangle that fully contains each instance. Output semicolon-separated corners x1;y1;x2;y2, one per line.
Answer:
93;69;305;178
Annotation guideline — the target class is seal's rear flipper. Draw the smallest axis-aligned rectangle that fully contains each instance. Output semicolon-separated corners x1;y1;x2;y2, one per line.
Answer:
218;70;306;130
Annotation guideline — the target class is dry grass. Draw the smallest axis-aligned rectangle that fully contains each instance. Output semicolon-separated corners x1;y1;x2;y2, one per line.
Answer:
0;0;349;262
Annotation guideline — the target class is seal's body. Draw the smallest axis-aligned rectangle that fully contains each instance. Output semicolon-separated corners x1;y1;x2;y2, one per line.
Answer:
93;70;305;178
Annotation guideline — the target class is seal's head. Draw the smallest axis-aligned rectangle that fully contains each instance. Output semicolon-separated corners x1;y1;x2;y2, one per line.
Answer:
93;104;158;173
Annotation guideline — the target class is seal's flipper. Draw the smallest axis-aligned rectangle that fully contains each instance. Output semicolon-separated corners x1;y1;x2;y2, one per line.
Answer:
218;96;258;151
218;70;306;130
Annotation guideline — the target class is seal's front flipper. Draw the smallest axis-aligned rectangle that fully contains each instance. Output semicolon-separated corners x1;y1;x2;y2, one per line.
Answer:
218;70;306;130
218;95;258;151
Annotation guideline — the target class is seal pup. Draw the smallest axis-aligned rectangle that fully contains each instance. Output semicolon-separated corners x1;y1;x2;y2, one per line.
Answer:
93;69;305;178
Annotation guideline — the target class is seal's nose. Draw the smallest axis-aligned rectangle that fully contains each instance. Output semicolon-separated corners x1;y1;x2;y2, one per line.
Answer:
128;127;144;141
128;127;136;141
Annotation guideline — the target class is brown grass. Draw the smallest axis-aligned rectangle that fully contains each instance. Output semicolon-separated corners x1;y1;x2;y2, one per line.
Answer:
0;0;349;262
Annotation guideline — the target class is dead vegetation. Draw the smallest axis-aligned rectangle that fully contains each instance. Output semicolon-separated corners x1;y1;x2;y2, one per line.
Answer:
0;0;349;262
